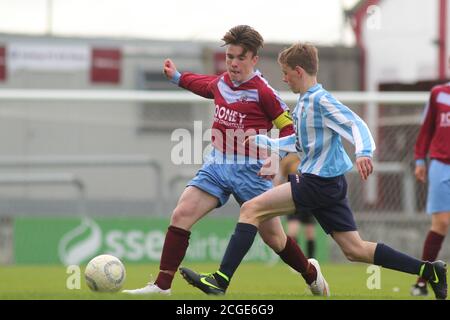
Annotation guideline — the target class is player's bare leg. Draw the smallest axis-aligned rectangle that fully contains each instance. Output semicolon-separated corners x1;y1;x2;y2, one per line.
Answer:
123;186;218;295
180;183;329;296
238;183;329;296
331;231;376;263
168;186;219;229
259;217;287;252
332;230;447;299
259;216;325;291
431;212;450;235
239;182;296;226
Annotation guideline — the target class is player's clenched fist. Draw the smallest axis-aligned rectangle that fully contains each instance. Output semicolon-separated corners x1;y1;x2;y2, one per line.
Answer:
163;59;177;79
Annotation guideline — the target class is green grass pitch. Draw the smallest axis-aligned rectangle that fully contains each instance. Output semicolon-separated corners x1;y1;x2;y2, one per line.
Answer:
0;262;435;300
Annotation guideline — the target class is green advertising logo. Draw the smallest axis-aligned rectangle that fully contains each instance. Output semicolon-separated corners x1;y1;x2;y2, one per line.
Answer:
58;217;102;265
14;216;328;264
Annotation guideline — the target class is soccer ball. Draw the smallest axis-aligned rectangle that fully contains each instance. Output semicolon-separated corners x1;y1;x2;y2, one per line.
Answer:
84;254;126;292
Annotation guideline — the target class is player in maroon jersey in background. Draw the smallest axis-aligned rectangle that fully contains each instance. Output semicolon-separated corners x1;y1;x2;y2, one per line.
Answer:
411;57;450;297
123;25;325;296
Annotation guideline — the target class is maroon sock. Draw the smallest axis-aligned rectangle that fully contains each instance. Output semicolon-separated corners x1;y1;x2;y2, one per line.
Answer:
277;236;317;284
417;230;445;284
155;225;190;290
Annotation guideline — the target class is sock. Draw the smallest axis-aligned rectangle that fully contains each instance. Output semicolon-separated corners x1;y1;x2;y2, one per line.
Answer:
417;231;445;284
373;243;424;275
278;236;317;285
154;272;173;291
307;240;315;259
218;223;258;286
213;270;230;289
155;225;190;290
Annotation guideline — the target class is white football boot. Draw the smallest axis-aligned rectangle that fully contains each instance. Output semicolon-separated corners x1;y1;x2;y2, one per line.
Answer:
307;258;330;297
122;283;171;295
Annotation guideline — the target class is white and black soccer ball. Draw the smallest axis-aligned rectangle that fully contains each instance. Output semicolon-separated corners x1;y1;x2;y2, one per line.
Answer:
84;254;126;292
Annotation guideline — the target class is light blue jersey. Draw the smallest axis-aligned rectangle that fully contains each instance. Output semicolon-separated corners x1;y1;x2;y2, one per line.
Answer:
255;84;376;177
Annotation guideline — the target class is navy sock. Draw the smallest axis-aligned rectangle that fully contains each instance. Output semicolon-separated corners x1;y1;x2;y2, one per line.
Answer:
218;223;258;283
374;243;423;275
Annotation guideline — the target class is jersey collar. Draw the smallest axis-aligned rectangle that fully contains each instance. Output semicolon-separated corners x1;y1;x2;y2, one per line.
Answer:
224;70;260;88
306;83;322;93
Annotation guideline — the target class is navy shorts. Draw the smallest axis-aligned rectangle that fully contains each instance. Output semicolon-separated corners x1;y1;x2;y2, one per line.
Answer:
288;173;357;234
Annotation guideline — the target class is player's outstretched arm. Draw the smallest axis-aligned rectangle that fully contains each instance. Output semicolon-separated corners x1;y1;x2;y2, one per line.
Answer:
163;59;178;80
165;60;216;98
244;134;296;153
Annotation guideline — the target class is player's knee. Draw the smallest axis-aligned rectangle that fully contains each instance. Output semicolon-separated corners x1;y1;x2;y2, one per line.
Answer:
170;205;193;227
432;215;450;234
439;217;450;231
240;201;261;224
438;223;450;235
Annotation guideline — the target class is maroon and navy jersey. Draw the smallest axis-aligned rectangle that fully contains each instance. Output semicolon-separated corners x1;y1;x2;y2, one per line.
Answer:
415;83;450;164
179;70;295;156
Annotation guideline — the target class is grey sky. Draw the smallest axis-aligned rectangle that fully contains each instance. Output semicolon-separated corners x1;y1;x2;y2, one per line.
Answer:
0;0;359;44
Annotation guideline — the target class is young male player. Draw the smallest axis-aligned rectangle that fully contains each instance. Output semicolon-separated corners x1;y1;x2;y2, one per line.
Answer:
180;43;448;300
411;58;450;297
123;27;327;296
